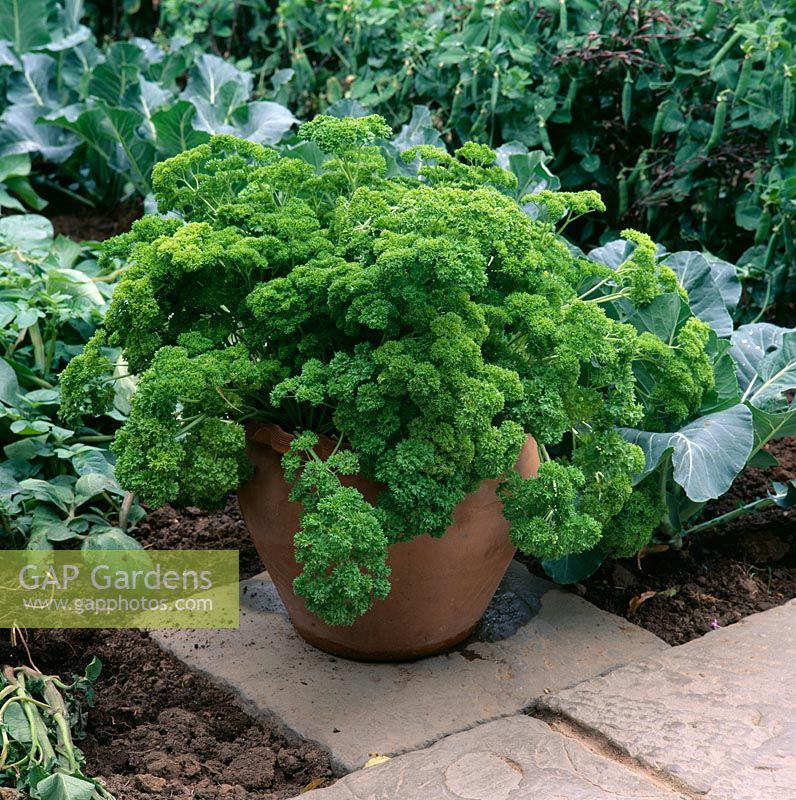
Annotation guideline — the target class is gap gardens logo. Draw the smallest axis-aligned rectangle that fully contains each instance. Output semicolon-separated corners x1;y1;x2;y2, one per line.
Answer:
0;550;239;629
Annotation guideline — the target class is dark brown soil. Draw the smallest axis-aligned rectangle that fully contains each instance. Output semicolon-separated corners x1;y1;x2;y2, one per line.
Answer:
48;199;143;241
134;500;264;581
0;627;332;799
536;436;796;645
1;498;335;797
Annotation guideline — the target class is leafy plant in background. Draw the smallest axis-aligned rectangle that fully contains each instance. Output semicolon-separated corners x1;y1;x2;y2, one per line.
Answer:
157;0;273;60
0;657;114;800
84;0;274;61
0;0;297;205
544;241;796;583
0;214;142;549
133;0;794;319
0;154;47;212
302;0;796;318
5;1;793;317
61;120;727;625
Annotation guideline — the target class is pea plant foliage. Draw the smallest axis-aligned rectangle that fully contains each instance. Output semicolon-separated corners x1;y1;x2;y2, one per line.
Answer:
60;115;792;622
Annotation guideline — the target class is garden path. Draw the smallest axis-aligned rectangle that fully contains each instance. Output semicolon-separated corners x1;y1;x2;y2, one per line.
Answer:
149;560;666;773
291;598;796;799
150;568;796;798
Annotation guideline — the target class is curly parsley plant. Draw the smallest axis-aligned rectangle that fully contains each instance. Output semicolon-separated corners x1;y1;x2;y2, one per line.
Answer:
61;116;716;625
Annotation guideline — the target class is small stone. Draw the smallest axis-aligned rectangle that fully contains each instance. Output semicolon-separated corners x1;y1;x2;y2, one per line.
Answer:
133;774;167;793
277;747;300;772
611;564;638;588
224;746;276;790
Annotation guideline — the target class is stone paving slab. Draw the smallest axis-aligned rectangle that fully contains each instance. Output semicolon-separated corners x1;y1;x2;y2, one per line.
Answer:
151;560;666;773
541;598;796;800
289;715;682;799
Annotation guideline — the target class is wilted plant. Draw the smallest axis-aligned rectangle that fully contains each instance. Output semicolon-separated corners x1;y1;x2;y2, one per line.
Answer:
0;656;113;800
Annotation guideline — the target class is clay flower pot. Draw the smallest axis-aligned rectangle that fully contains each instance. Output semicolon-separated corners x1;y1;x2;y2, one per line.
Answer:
238;423;539;661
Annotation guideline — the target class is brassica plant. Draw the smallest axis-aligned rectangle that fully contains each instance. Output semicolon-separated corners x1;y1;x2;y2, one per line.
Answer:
0;154;46;212
60;117;733;625
0;0;297;205
543;244;796;582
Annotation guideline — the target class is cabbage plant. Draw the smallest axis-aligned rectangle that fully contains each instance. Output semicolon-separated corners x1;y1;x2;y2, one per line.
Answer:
0;0;297;204
544;245;796;582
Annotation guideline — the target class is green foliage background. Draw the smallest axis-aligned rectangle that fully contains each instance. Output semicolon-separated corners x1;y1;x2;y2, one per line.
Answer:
86;0;796;318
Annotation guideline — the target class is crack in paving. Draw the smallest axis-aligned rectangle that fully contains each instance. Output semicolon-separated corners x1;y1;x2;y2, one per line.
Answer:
531;708;706;800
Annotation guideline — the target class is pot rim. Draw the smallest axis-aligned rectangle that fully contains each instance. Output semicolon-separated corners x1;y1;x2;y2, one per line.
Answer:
246;421;343;459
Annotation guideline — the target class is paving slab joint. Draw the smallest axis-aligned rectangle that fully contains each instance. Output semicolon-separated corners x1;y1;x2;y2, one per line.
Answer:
531;709;705;800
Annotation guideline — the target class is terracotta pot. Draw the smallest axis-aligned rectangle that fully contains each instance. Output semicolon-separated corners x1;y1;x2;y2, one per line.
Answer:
238;423;539;661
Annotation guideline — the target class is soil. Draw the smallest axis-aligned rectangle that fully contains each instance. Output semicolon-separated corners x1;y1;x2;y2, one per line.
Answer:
135;500;264;581
0;627;333;799
48;199;143;242
527;436;796;646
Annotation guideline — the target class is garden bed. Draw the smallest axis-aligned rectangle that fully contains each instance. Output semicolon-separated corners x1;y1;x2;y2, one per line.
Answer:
0;628;332;799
